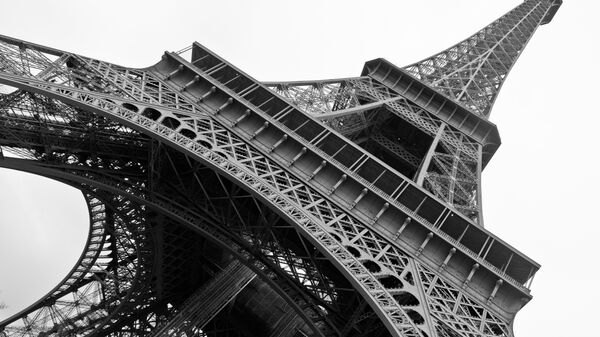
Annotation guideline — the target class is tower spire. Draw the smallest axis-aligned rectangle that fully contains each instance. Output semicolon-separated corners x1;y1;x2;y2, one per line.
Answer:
264;0;562;223
403;0;562;118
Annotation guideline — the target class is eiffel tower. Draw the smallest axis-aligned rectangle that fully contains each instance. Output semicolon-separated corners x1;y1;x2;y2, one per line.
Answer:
0;0;561;336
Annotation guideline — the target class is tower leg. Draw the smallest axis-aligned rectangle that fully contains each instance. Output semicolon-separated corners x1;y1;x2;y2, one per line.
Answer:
150;259;255;336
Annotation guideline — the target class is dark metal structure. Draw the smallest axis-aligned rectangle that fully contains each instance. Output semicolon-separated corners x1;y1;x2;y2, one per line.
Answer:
0;0;561;336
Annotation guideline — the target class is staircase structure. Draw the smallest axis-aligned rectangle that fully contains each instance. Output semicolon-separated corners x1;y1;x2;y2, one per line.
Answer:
0;0;561;336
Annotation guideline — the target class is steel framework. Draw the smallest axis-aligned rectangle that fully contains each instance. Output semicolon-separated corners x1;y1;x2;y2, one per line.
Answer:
0;0;561;336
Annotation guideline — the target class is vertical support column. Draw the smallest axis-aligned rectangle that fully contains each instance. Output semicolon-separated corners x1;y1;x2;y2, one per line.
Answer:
415;124;445;185
476;144;484;227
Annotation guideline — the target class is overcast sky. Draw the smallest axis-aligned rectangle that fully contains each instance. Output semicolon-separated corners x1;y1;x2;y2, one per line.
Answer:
0;1;596;336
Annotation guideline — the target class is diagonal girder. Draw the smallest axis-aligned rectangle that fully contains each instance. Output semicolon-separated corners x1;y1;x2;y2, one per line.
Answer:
0;41;539;336
0;158;337;336
0;1;561;333
0;188;154;336
1;62;432;336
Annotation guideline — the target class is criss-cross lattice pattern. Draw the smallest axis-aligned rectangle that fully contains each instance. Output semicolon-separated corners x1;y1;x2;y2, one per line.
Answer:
0;192;153;336
0;1;559;332
1;52;519;336
0;64;344;335
417;264;510;337
268;76;482;221
0;44;363;335
403;0;556;117
266;79;363;114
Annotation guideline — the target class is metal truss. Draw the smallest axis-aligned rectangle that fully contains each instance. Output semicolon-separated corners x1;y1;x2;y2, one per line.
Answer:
0;49;347;336
264;76;483;222
0;0;560;336
0;157;340;336
261;0;561;222
148;259;257;336
403;0;560;117
0;86;371;335
264;78;367;115
0;189;154;336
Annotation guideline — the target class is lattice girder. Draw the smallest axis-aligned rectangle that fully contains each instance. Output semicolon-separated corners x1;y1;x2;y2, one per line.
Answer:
0;75;360;334
1;57;426;334
0;111;358;335
1;48;426;334
263;79;362;115
149;146;363;331
0;92;374;335
309;77;485;221
0;3;561;332
0;158;337;336
0;188;153;337
264;78;397;139
0;91;148;161
402;0;560;117
0;56;523;337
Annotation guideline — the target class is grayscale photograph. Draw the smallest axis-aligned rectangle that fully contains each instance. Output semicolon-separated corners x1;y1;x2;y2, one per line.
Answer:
0;1;596;336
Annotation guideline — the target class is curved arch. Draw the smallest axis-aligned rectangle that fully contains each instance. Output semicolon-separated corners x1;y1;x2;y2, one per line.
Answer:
0;73;430;336
0;181;151;336
0;194;107;327
0;18;550;335
0;158;333;336
0;90;347;333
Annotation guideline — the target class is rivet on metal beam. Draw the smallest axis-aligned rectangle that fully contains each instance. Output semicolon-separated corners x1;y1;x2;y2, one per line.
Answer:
231;108;250;126
182;75;200;91
308;160;326;180
251;122;269;139
288;147;307;167
269;134;287;152
198;86;216;103
166;65;184;80
329;174;347;193
416;232;434;257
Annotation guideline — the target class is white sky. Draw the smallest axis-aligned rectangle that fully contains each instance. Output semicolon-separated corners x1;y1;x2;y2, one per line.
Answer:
0;1;597;336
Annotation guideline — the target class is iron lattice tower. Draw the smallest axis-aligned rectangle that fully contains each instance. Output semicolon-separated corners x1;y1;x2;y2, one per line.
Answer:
0;1;561;336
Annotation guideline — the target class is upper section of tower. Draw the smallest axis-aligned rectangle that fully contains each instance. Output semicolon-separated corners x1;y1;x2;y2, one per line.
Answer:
402;0;562;118
541;0;563;25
